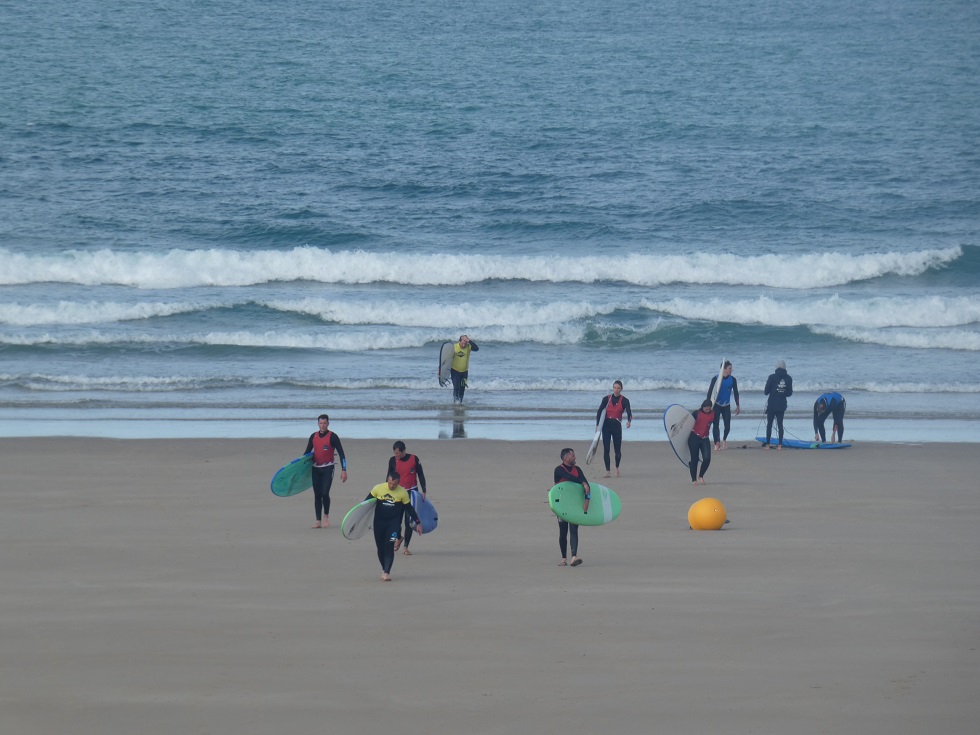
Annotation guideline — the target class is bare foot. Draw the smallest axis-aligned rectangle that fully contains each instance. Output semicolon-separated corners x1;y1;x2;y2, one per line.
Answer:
381;573;391;582
764;444;770;450
322;516;329;528
403;548;413;556
698;477;706;485
570;557;583;567
777;445;782;451
714;443;721;451
721;441;727;450
603;472;611;478
558;559;568;566
615;468;620;477
692;481;699;485
312;520;322;528
393;536;403;552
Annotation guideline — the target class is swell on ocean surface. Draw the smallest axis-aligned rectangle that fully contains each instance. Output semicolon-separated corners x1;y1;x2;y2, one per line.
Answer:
0;245;966;289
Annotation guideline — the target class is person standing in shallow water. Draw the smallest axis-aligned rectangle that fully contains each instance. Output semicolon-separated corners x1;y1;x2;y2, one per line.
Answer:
450;334;479;403
305;414;348;527
595;380;632;477
763;360;794;450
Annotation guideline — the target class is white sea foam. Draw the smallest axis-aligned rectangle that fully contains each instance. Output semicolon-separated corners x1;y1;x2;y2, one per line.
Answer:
0;300;223;326
641;294;980;329
0;246;962;289
813;326;980;351
260;298;617;327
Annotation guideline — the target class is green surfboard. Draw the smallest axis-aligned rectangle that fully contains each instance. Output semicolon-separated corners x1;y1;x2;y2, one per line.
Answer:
270;453;313;497
548;481;621;526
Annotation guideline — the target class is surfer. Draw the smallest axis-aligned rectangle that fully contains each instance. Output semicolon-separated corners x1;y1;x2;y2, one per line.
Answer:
305;414;348;528
553;448;590;567
813;392;846;443
706;361;740;450
763;360;794;450
450;334;479;403
387;441;428;555
688;400;714;484
595;380;632;477
366;471;423;581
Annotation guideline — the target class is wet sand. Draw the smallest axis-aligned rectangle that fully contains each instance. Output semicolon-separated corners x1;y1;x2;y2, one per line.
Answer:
1;437;978;734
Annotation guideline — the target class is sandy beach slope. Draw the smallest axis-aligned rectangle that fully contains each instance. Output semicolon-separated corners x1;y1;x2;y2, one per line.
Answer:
1;438;978;735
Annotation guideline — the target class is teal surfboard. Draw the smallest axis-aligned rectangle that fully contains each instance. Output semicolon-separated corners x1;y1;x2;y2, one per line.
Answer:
548;482;621;526
342;498;376;540
270;453;313;497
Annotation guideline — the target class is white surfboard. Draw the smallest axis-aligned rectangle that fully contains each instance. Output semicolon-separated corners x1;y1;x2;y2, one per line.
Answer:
584;427;601;465
341;498;376;540
437;342;454;387
710;357;726;405
663;404;696;467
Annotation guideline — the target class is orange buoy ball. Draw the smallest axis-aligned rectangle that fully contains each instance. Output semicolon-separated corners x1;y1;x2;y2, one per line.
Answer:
688;497;727;530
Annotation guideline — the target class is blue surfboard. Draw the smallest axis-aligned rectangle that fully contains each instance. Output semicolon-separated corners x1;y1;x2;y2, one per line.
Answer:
755;436;851;449
410;490;439;534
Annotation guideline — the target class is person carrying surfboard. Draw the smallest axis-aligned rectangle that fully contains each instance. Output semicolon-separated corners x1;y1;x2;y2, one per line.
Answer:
387;440;428;555
450;334;479;403
688;400;715;485
304;414;348;528
813;392;846;443
552;448;590;567
367;470;423;582
595;380;632;477
706;361;740;450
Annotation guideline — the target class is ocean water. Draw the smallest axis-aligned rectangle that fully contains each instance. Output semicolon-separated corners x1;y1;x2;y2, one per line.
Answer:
2;0;979;442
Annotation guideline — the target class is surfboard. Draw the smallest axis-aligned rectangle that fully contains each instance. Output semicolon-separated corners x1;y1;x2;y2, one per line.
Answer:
437;341;454;386
410;489;439;534
755;436;852;449
710;357;726;405
270;453;313;497
548;481;621;526
663;404;696;466
584;427;602;465
341;498;376;540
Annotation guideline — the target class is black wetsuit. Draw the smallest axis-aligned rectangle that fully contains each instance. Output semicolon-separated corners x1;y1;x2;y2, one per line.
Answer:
387;454;428;549
368;484;421;575
553;463;589;559
595;394;632;472
764;368;794;446
305;431;347;520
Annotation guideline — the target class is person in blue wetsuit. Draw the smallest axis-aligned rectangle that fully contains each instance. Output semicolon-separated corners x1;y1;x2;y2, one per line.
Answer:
763;360;793;450
706;361;740;450
813;392;846;443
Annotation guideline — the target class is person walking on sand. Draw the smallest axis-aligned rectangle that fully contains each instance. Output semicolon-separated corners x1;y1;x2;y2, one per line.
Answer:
706;361;740;450
387;440;428;556
688;400;715;485
813;392;846;443
450;334;479;403
763;360;794;450
367;470;423;582
595;380;632;477
553;448;591;567
305;414;348;527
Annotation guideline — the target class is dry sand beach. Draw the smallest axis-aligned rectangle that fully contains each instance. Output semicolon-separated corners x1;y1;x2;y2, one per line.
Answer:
2;437;978;735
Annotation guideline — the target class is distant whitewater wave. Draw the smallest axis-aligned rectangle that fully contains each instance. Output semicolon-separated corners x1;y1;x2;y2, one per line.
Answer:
813;326;980;351
0;300;226;326
5;373;978;395
643;294;980;329
0;245;962;289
